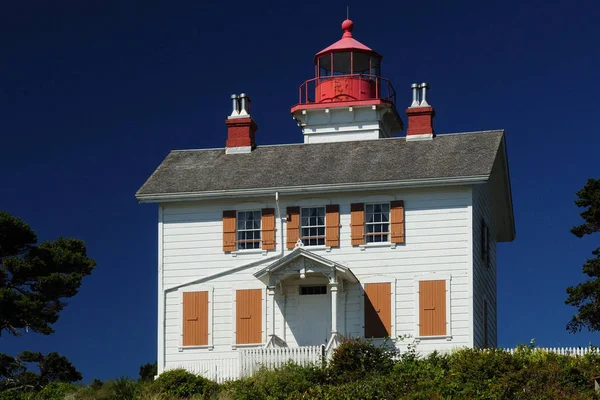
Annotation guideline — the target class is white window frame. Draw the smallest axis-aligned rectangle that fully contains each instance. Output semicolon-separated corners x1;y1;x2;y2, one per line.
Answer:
177;285;214;351
364;202;391;244
360;276;397;340
236;210;262;251
300;206;326;247
231;284;267;349
414;273;452;341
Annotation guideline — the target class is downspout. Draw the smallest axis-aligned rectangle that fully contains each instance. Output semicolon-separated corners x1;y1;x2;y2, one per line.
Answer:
159;192;286;374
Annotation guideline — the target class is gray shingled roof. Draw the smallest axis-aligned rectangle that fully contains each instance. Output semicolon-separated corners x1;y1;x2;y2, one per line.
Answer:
136;130;504;199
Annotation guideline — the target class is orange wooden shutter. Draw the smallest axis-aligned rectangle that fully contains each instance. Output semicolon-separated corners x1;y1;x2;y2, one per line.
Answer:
390;200;405;244
223;210;237;252
364;283;391;338
286;207;300;249
261;208;275;250
182;291;208;346
350;203;364;246
325;205;340;247
236;289;262;344
419;280;446;336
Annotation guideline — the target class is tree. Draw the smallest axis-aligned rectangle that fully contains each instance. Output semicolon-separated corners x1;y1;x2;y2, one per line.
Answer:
0;351;82;392
566;178;600;333
0;211;96;336
139;361;157;382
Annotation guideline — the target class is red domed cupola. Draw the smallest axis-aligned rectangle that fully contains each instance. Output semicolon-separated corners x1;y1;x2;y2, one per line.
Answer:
291;19;403;144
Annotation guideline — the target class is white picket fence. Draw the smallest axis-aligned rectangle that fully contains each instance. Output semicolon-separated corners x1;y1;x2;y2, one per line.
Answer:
504;347;596;357
171;346;595;383
239;345;324;378
172;357;240;383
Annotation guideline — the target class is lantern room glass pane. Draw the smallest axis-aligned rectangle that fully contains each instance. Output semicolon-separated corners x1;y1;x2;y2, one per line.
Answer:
318;55;331;74
370;56;381;77
332;52;351;74
354;52;371;74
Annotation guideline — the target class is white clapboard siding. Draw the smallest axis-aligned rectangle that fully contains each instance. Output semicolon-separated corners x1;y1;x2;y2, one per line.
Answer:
160;186;476;372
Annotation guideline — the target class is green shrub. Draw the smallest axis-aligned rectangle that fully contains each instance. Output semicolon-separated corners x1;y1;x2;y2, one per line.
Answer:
151;369;209;398
328;338;397;383
220;363;326;400
106;377;137;400
35;382;78;400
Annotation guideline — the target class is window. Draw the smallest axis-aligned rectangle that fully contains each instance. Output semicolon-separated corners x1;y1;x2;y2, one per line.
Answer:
481;219;490;268
182;291;209;346
300;207;325;246
364;282;392;338
300;285;327;295
236;289;262;345
418;280;447;337
237;211;261;250
365;203;390;243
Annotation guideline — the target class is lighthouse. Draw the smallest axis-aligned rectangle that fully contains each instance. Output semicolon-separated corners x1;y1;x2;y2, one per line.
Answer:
290;19;405;143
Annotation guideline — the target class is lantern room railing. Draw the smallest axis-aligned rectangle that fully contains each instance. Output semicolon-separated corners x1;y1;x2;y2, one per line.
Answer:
298;74;396;106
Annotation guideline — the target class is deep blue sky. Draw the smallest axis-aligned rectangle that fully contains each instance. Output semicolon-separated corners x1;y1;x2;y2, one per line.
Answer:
2;0;599;382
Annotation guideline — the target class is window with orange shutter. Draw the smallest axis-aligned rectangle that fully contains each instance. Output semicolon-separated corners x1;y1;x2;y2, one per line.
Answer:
350;203;365;246
261;208;275;251
182;291;209;346
418;280;447;337
364;283;392;338
236;289;262;344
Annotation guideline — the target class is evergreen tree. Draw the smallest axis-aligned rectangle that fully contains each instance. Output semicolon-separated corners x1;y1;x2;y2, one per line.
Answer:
565;179;600;332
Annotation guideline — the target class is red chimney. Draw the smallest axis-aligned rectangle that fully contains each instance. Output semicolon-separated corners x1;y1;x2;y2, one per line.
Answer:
406;83;435;141
226;93;257;154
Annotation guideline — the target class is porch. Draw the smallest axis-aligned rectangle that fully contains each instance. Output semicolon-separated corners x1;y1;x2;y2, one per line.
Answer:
253;246;358;352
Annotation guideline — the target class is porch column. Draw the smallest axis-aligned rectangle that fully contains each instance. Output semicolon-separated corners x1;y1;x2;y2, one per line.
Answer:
330;283;338;333
267;286;276;337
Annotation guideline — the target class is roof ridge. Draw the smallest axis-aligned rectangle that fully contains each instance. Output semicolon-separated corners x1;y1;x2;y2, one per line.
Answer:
170;130;504;153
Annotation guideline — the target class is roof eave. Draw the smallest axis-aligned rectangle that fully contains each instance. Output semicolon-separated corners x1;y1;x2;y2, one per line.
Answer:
135;175;490;204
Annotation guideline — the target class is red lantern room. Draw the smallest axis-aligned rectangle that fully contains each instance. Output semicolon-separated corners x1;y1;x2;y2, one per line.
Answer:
291;19;403;144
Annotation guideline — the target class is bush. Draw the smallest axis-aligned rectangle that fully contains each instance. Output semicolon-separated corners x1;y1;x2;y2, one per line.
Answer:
328;338;397;383
106;377;137;400
36;381;78;400
151;369;210;398
221;363;325;400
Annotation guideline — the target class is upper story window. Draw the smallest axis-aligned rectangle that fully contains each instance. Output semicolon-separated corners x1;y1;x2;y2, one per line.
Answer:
300;207;325;246
481;218;490;268
365;203;390;243
237;211;261;250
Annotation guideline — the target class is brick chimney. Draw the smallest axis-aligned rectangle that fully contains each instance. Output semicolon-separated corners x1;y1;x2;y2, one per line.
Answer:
226;93;257;154
406;83;435;141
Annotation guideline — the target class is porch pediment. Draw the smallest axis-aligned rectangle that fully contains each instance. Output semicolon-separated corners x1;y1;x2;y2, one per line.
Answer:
254;248;358;285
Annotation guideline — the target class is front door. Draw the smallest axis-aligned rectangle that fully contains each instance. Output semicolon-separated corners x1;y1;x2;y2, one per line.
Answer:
296;286;331;346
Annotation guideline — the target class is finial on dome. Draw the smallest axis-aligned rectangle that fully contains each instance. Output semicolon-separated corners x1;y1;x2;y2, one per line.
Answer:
341;19;354;38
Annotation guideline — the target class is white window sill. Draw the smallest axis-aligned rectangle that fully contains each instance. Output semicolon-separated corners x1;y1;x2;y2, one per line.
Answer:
178;345;214;352
231;343;264;349
231;249;268;257
415;335;452;341
359;242;396;251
